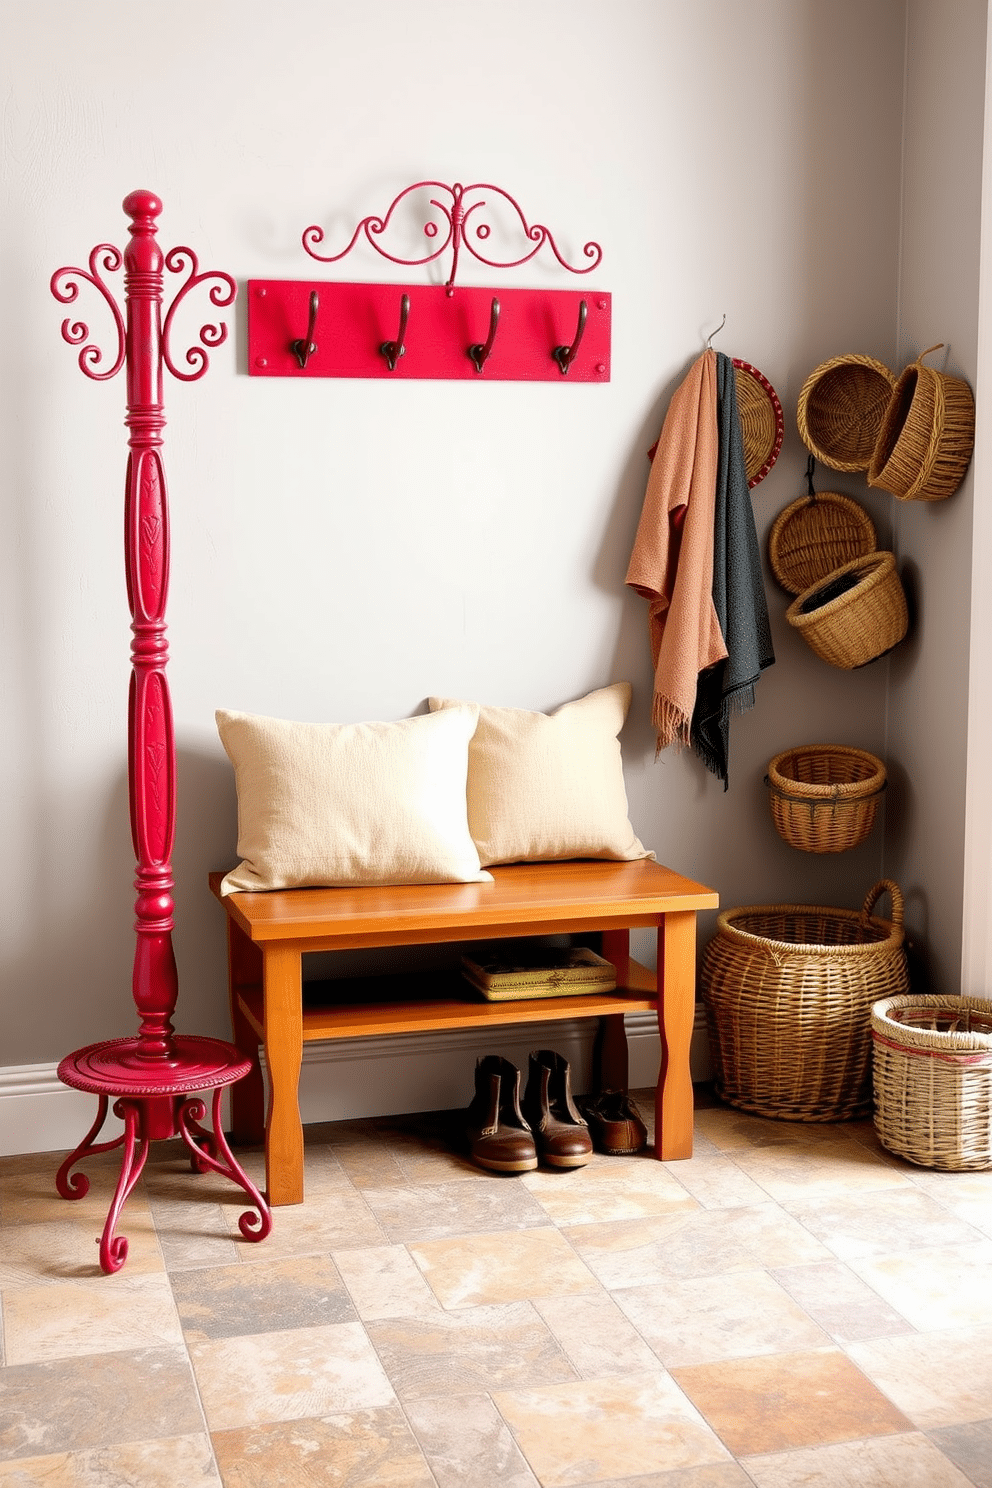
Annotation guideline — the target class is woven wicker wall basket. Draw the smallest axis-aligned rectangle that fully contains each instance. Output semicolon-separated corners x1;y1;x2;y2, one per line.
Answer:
867;345;976;502
797;354;896;472
701;881;909;1121
786;552;909;669
766;744;886;854
733;360;784;489
872;994;992;1170
768;491;877;596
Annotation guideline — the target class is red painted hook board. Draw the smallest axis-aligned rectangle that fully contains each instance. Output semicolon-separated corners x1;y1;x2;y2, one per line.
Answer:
247;280;611;383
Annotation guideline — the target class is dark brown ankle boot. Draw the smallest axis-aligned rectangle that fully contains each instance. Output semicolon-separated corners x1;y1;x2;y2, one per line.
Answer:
465;1056;538;1174
523;1050;593;1169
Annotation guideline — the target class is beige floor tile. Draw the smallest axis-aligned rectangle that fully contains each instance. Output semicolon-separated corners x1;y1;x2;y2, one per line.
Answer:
171;1254;357;1340
521;1156;699;1226
730;1141;912;1204
493;1372;732;1486
361;1177;548;1243
0;1158;124;1229
664;1156;779;1210
847;1325;992;1428
141;1198;245;1271
211;1404;435;1487
366;1300;576;1400
770;1260;915;1343
0;1209;164;1286
222;1185;386;1261
0;1347;204;1459
409;1226;597;1309
613;1269;830;1366
331;1244;441;1321
566;1203;830;1288
188;1320;396;1432
692;1108;861;1153
532;1290;663;1377
0;1433;221;1486
785;1185;988;1261
404;1392;541;1488
672;1349;910;1456
562;1470;753;1488
742;1430;974;1487
901;1168;992;1239
2;1274;184;1363
848;1240;992;1330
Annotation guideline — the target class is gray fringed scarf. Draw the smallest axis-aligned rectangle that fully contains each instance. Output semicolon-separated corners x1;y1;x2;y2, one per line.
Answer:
691;352;775;787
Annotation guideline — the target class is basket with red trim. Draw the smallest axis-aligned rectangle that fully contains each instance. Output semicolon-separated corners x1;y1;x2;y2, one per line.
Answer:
872;994;992;1169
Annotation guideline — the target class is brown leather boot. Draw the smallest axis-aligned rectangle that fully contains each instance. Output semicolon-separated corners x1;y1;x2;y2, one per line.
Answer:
465;1056;538;1173
523;1050;593;1169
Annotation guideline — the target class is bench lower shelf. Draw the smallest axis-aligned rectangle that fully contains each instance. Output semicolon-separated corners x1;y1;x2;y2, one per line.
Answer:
212;860;718;1205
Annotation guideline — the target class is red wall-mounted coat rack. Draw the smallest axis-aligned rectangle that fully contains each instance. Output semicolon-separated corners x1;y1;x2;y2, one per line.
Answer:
246;179;611;384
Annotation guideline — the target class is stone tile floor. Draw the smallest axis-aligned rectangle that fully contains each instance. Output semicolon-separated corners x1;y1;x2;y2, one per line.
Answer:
1;1087;991;1486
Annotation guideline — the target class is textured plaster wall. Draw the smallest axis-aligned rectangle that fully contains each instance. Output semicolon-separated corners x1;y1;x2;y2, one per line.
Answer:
2;0;908;1070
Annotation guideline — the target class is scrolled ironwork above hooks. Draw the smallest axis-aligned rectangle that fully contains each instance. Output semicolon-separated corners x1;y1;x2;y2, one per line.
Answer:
301;179;603;294
247;176;610;384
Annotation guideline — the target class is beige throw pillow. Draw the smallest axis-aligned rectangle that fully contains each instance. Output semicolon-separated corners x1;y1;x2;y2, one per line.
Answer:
216;706;490;893
428;683;653;867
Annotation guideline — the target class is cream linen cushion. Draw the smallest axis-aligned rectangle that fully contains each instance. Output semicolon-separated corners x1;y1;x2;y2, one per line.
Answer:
216;706;490;893
427;683;652;867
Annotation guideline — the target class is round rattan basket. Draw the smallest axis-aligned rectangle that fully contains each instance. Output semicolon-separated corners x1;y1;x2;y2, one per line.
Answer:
768;492;877;596
733;359;784;489
872;994;992;1169
797;354;896;472
766;744;886;854
867;346;975;502
701;881;908;1121
786;551;908;669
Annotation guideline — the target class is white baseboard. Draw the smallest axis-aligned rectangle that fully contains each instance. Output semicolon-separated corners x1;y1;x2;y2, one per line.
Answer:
0;1010;713;1157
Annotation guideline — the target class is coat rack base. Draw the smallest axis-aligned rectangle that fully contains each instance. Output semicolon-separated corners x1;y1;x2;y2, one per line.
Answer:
56;1035;272;1274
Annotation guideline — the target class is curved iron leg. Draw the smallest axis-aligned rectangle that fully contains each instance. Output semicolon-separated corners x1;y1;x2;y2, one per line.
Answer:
178;1090;272;1242
56;1095;125;1200
98;1100;150;1274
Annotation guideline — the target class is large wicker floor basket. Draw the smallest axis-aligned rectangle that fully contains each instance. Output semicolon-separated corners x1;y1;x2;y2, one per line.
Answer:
701;881;909;1121
872;994;992;1169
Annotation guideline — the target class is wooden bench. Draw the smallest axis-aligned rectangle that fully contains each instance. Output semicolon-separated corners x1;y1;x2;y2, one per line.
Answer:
211;858;718;1205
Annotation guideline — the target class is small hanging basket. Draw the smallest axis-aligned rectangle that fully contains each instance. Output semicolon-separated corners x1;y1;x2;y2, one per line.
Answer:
766;744;886;853
733;359;784;489
867;345;975;502
701;881;909;1121
797;354;896;472
786;551;908;669
872;994;992;1169
768;488;877;596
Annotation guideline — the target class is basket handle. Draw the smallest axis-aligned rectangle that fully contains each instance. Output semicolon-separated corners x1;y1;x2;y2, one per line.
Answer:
861;879;903;928
917;343;944;365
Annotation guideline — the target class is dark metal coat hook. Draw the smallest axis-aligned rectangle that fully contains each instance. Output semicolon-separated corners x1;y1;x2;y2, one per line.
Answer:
468;297;500;374
291;290;319;369
380;293;410;372
552;299;587;376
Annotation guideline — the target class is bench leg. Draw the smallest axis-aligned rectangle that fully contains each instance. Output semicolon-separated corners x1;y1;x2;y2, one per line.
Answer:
597;929;631;1092
262;945;305;1206
227;920;265;1146
655;910;695;1160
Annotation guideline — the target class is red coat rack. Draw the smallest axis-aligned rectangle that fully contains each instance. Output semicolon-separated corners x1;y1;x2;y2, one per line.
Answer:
51;191;271;1272
247;179;611;383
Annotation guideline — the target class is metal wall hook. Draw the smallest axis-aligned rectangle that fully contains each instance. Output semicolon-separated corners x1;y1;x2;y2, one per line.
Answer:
290;290;319;369
468;297;500;373
380;293;410;371
553;299;587;376
705;313;727;349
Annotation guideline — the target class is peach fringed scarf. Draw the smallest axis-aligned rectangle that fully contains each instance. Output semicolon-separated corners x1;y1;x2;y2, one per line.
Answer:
625;350;727;750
